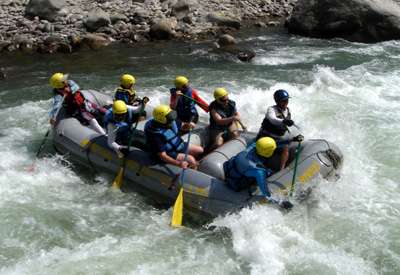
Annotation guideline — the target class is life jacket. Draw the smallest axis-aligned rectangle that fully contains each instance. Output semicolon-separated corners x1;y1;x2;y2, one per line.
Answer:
224;145;272;194
259;105;291;137
144;119;185;159
170;87;198;122
53;80;83;115
114;86;136;105
209;99;236;130
104;108;134;145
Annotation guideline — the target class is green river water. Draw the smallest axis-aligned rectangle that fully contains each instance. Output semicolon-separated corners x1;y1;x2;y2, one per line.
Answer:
0;29;400;275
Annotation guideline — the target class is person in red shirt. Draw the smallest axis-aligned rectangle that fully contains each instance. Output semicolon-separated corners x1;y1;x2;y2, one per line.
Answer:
169;76;208;132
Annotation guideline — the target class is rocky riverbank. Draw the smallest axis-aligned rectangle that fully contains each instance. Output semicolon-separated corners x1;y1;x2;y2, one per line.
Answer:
0;0;297;54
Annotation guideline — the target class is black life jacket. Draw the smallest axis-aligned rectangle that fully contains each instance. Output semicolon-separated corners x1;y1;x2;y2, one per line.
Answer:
209;99;236;130
259;106;291;137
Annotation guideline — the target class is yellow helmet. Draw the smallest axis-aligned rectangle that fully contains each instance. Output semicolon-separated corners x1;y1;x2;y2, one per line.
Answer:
175;76;189;89
120;74;135;88
112;100;127;115
214;87;228;100
50;72;67;89
256;137;277;158
153;104;174;124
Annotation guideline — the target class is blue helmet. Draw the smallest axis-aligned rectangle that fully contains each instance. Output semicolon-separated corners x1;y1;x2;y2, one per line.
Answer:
273;89;290;103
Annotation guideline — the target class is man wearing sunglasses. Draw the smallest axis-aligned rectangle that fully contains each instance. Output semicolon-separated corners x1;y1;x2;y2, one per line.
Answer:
208;88;241;151
256;89;303;170
145;104;203;169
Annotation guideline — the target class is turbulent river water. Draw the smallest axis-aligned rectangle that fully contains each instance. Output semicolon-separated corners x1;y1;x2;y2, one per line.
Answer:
1;29;400;275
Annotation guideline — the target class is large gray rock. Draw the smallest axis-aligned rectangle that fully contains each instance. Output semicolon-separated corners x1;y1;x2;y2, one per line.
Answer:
25;0;66;22
149;18;177;40
287;0;400;43
207;13;241;29
217;34;236;47
82;33;111;49
171;0;191;19
84;9;111;32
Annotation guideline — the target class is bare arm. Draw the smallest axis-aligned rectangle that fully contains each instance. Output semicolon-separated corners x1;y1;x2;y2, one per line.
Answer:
211;109;238;126
158;152;187;168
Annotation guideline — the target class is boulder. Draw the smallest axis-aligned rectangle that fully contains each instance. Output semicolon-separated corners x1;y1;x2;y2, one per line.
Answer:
82;33;111;50
212;34;255;62
25;0;66;22
149;18;177;40
0;68;6;80
171;0;190;19
84;8;111;32
216;45;255;62
287;0;400;43
207;13;241;29
0;41;12;52
217;34;236;47
110;13;128;24
130;8;150;24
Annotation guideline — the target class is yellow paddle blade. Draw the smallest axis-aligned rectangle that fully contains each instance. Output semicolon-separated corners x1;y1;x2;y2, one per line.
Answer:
171;188;184;227
112;167;124;189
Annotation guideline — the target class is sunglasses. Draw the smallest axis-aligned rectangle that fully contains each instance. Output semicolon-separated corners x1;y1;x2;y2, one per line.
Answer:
219;97;228;102
114;113;126;121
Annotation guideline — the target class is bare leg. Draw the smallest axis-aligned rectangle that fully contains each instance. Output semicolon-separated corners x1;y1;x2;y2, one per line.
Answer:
280;146;289;170
188;144;204;159
209;131;224;152
176;153;198;169
228;122;240;139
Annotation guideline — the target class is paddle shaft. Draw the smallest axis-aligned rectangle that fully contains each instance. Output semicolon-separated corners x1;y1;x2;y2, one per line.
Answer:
170;128;192;227
35;130;50;158
289;141;302;196
176;92;208;109
114;99;148;188
179;128;192;184
35;94;66;159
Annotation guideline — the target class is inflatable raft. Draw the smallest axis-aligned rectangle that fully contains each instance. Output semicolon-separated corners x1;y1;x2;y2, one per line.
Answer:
53;90;343;218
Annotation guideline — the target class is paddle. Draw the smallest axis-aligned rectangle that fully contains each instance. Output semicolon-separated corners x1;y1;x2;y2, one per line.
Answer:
175;92;208;110
112;97;149;189
171;128;192;227
289;140;302;197
234;119;247;134
27;94;66;172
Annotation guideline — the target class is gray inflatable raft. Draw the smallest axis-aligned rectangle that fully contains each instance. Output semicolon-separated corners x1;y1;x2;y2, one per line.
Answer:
53;90;343;219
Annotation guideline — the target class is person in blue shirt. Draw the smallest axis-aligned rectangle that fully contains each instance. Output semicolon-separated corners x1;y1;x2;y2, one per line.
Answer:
224;137;293;209
144;104;204;169
104;100;137;158
114;74;146;120
170;76;209;132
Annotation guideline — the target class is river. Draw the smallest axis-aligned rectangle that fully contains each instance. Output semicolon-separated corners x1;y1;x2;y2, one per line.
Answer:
1;29;399;275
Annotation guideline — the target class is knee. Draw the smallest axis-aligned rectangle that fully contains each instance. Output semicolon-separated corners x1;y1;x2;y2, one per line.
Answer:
187;155;198;169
